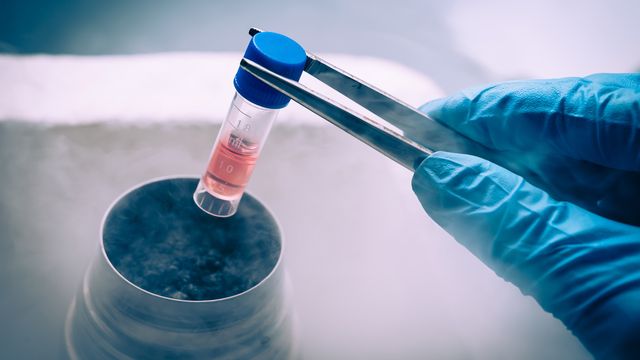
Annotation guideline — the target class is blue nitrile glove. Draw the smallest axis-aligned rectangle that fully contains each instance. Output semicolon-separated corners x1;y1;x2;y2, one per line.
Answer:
412;74;640;360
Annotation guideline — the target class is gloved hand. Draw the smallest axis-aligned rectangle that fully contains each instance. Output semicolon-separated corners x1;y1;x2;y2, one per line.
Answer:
412;74;640;359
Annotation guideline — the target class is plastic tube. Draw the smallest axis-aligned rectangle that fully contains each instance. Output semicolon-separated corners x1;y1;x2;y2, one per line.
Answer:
194;31;306;217
194;93;279;216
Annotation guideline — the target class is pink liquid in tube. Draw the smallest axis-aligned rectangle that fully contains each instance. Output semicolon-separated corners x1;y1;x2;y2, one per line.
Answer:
203;140;258;199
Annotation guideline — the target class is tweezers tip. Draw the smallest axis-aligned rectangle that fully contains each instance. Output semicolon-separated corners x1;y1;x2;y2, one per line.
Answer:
248;28;262;36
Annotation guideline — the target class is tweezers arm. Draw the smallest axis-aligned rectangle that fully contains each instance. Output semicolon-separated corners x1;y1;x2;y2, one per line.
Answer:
305;54;481;153
240;58;431;171
304;53;435;131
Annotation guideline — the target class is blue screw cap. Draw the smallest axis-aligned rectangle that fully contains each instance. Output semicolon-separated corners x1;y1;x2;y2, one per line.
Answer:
234;32;307;109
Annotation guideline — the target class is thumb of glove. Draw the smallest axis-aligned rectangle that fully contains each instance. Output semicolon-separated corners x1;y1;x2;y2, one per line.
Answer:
412;151;640;359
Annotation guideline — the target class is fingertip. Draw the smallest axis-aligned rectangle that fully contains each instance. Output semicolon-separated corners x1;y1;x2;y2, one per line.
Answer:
413;151;506;192
412;152;453;198
419;92;472;127
412;152;495;213
412;151;523;231
418;97;448;119
419;84;496;140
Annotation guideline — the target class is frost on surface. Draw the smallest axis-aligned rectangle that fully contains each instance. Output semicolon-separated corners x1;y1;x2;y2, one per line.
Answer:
103;178;281;301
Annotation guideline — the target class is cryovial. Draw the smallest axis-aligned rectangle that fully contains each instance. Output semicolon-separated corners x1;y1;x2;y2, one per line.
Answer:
194;32;307;217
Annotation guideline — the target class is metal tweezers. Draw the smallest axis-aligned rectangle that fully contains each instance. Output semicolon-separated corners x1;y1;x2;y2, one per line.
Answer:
240;28;640;227
240;27;464;171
